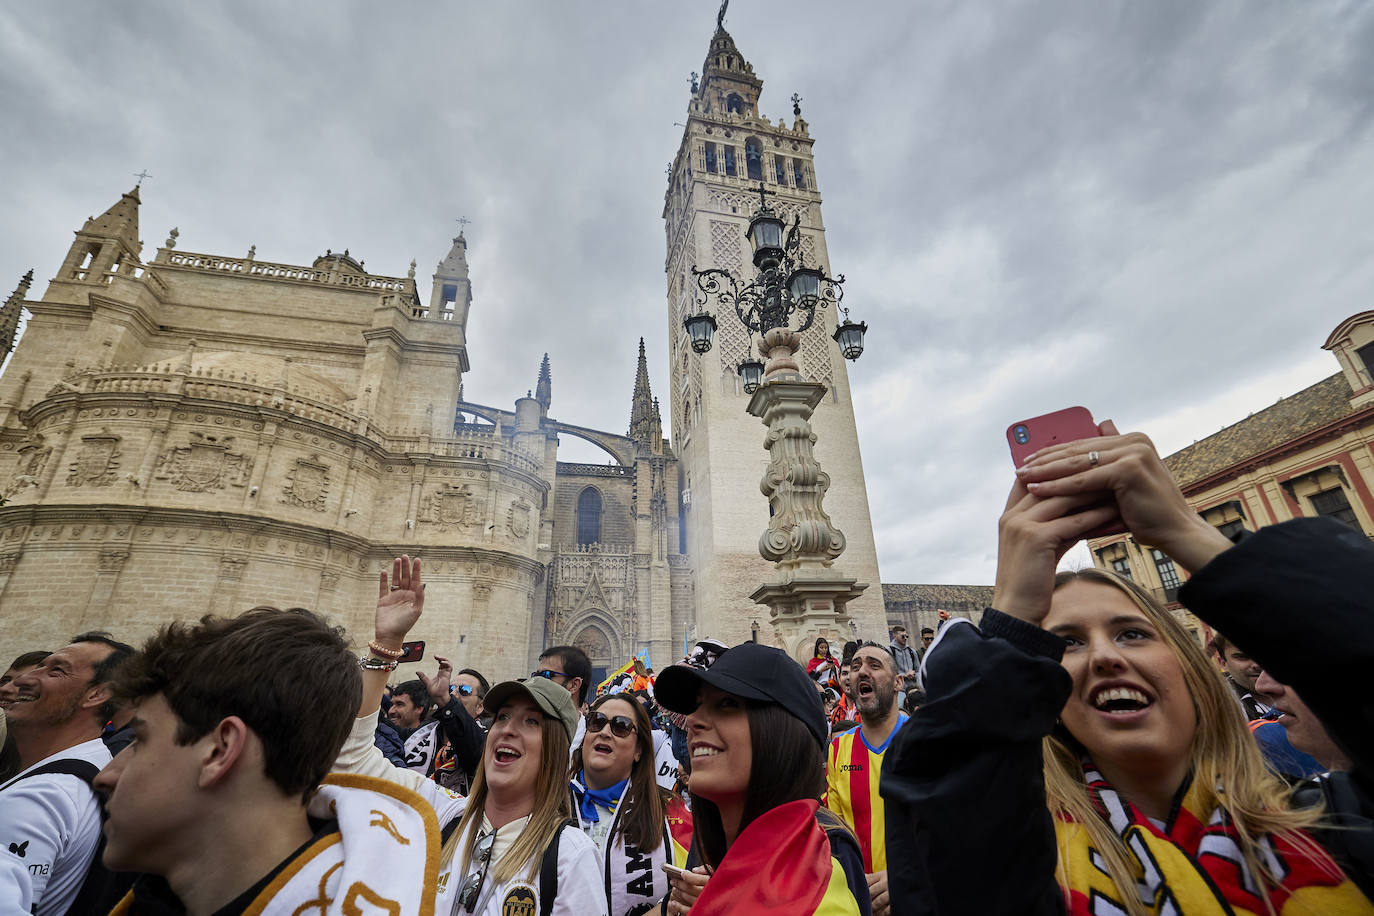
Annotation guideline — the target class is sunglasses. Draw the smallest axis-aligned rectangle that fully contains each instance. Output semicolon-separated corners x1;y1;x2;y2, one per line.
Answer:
449;684;475;697
586;711;635;739
530;669;568;681
459;828;495;912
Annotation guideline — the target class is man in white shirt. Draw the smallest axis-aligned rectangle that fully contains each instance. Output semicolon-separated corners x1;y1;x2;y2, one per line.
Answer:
0;632;133;916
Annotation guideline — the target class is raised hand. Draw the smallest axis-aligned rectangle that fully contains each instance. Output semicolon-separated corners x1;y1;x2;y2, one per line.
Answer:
992;478;1119;627
418;655;453;706
1014;421;1232;573
375;555;424;650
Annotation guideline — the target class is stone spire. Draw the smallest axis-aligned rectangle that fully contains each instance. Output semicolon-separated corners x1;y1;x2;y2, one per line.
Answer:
697;18;762;114
428;233;472;322
82;186;142;258
629;338;657;444
1;270;33;358
535;352;551;411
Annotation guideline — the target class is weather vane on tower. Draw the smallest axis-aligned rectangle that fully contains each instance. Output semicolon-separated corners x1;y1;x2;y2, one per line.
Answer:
717;0;728;30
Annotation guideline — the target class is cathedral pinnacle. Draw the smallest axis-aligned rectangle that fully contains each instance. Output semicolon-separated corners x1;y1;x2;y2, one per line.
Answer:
1;270;34;358
629;338;657;444
535;352;552;411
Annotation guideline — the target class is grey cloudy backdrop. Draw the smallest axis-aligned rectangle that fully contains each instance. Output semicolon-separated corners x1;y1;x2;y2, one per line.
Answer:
3;1;1372;585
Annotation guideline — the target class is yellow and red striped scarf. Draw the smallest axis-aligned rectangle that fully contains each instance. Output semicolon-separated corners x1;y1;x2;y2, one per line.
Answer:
1057;763;1373;915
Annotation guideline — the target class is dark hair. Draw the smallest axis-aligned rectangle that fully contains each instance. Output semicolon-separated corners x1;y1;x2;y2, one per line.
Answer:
112;607;360;803
920;627;934;637
812;637;830;658
851;640;894;674
692;701;826;870
571;694;670;852
541;645;591;705
71;631;135;721
457;668;490;699
5;650;51;673
890;625;906;635
841;640;859;665
392;679;431;720
1211;632;1233;657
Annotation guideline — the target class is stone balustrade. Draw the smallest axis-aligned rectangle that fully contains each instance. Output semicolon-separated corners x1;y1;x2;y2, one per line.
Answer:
162;250;412;295
50;366;540;473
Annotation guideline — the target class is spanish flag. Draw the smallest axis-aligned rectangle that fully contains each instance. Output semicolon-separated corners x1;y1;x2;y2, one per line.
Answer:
688;799;859;915
596;659;635;694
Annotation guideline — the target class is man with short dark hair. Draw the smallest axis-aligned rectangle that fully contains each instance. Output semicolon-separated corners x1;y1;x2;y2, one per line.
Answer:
916;627;935;664
95;606;437;914
388;679;439;774
888;625;918;694
417;657;488;793
0;632;133;915
826;642;908;916
536;644;590;706
1212;631;1273;720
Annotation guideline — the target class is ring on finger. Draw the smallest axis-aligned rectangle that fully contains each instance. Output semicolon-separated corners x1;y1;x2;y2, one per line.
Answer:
1088;450;1100;467
389;585;401;591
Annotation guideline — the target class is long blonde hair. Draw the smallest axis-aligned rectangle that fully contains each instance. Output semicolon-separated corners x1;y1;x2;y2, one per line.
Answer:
442;709;572;886
1043;568;1328;916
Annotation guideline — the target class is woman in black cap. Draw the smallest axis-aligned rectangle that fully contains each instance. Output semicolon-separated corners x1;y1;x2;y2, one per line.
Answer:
655;642;868;916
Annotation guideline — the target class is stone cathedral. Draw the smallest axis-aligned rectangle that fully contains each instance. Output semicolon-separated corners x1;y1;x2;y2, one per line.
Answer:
0;19;891;674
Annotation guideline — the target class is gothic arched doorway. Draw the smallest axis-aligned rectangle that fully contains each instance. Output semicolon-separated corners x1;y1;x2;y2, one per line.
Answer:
572;623;614;671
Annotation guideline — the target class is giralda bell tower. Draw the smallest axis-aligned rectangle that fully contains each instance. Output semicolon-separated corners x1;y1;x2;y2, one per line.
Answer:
663;15;886;650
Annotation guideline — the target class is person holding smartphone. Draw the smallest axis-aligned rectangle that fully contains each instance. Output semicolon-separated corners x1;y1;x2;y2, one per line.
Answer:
882;423;1374;915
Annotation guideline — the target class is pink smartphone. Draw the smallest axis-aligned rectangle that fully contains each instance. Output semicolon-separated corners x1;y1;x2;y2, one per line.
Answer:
1006;407;1125;536
1007;407;1099;467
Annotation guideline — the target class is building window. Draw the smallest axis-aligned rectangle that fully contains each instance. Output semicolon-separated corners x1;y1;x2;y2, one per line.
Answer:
773;156;787;185
577;487;602;546
745;138;763;181
1357;341;1374;384
792;159;806;190
1110;557;1132;580
727;93;744;114
1151;549;1181;601
1310;487;1361;530
1217;519;1247;541
704;143;717;174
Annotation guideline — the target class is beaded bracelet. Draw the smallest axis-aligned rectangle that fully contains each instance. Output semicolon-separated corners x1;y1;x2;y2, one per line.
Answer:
359;654;399;672
367;640;404;659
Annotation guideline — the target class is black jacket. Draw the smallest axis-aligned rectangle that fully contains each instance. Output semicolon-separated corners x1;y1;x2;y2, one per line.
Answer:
881;518;1374;914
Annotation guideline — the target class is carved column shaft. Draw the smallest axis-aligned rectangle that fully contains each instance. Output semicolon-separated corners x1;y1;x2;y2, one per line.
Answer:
747;377;845;570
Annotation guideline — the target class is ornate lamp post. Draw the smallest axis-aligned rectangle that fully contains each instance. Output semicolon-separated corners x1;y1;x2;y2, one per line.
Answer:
683;184;871;658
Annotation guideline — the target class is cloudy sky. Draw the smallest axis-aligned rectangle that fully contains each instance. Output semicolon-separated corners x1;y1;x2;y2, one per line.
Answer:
2;1;1371;586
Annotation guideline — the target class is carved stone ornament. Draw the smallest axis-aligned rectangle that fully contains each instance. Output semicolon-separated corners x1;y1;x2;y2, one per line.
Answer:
155;433;252;493
507;498;532;538
282;455;329;511
67;429;121;487
421;483;477;530
97;549;130;574
0;551;21;574
218;556;247;581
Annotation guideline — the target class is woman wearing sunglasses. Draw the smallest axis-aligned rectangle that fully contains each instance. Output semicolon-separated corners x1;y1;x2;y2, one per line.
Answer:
570;693;691;916
654;642;867;915
333;556;607;916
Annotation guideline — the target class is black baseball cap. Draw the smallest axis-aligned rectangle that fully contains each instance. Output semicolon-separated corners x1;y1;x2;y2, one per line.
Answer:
655;642;828;747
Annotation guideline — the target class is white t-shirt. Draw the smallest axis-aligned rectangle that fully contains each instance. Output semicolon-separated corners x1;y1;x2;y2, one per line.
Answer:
0;737;111;916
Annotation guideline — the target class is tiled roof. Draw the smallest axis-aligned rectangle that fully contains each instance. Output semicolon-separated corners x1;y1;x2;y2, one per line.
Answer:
1164;374;1354;487
882;583;994;607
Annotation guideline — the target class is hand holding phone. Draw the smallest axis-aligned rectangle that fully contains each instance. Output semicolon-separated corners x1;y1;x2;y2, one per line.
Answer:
1007;407;1125;537
398;640;425;664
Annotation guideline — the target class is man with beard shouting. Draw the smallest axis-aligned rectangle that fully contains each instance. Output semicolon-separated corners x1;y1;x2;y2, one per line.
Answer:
825;641;908;916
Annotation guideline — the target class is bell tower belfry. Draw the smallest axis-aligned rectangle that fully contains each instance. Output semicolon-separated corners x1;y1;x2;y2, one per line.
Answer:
663;19;887;649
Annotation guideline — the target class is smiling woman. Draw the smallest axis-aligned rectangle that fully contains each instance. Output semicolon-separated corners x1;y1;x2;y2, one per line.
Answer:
881;426;1374;916
653;644;869;916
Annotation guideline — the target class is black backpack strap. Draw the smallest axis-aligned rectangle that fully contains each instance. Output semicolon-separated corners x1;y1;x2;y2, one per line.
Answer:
538;818;577;916
441;814;463;847
4;757;101;788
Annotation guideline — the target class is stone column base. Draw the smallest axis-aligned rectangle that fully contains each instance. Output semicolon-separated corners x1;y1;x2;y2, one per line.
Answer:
751;570;868;663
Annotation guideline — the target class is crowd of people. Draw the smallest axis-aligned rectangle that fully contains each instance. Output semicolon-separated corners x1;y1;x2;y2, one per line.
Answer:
0;424;1371;915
